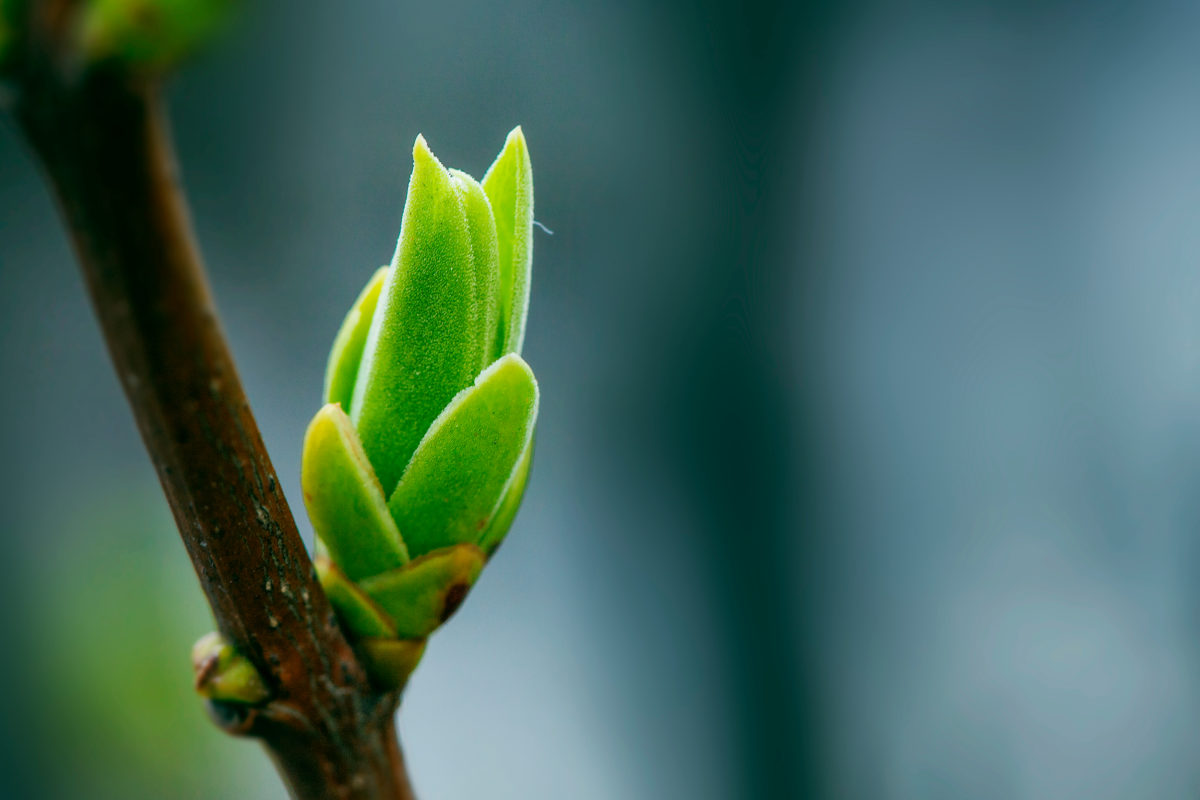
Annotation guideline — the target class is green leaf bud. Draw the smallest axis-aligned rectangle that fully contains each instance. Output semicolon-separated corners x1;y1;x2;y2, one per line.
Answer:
301;130;539;663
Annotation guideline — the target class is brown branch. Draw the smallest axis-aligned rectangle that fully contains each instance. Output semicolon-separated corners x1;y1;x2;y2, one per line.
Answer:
11;7;415;800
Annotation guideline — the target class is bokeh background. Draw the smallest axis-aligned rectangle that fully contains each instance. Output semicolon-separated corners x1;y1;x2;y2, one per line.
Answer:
3;1;1200;798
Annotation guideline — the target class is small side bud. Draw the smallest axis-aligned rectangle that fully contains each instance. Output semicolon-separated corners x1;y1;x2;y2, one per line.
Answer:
191;632;270;705
79;0;237;71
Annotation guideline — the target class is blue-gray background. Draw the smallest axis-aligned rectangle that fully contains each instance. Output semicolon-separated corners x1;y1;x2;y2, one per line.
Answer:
3;1;1199;798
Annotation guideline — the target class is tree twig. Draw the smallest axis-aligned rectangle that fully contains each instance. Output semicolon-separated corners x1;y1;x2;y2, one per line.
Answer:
11;6;415;799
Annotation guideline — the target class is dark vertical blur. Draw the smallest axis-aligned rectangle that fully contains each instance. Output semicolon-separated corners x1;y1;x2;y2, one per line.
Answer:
644;2;837;797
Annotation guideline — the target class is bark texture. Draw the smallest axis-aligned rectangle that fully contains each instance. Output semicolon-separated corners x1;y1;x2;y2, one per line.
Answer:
11;5;415;798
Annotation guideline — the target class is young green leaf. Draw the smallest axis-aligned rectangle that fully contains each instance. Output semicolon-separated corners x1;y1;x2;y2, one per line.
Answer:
387;354;538;557
314;557;397;639
359;545;486;639
302;404;409;581
478;432;534;556
351;136;482;493
324;266;388;409
450;170;501;372
482;127;534;357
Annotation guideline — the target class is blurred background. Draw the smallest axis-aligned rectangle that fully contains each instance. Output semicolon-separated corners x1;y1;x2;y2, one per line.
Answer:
3;0;1200;797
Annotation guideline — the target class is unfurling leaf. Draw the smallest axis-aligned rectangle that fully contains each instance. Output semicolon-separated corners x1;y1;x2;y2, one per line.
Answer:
478;433;534;556
325;266;388;410
387;354;538;558
351;136;483;493
302;403;409;581
450;169;502;370
482;126;534;357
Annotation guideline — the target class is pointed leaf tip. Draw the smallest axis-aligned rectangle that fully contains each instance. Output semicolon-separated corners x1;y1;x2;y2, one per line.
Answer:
413;133;442;169
482;127;534;357
504;126;527;153
351;136;483;492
